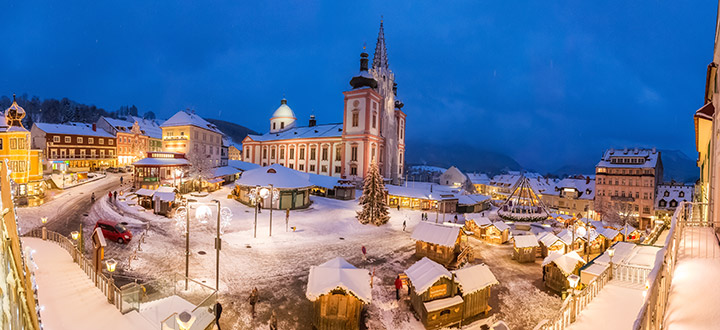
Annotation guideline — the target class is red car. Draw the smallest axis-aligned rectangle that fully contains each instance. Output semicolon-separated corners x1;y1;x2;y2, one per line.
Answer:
94;220;133;244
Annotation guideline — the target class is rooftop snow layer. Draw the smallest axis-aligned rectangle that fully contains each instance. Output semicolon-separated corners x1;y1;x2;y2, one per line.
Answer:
235;164;341;190
306;257;371;303
132;157;190;166
453;264;498;294
160;111;223;134
405;257;453;295
423;295;464;312
514;234;539;248
34;122;115;138
411;222;460;247
596;148;659;169
542;251;586;275
246;123;343;142
228;160;261;171
491;221;510;232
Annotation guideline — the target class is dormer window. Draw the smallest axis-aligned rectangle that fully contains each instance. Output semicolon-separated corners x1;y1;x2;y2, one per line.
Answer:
664;191;669;197
679;191;685;198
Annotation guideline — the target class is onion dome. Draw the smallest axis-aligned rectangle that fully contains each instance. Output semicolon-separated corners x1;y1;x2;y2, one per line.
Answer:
5;94;26;128
350;50;378;89
272;98;296;119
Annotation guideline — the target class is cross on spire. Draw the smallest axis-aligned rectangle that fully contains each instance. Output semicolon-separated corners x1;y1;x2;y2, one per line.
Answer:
372;19;388;70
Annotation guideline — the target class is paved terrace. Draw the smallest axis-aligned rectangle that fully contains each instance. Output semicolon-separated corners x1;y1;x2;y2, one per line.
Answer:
22;238;154;330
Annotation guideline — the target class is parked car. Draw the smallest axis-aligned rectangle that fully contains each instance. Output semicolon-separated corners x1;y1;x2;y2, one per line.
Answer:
94;219;133;244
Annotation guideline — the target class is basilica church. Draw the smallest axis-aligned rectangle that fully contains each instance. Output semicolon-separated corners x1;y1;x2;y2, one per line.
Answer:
242;22;407;183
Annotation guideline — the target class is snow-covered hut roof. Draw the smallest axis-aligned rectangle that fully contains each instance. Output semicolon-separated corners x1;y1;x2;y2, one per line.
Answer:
491;221;510;232
306;257;371;303
590;220;606;229
34;122;115;138
132;157;190;166
542;251;586;275
454;264;498;294
411;222;460;247
473;217;492;227
538;232;563;247
245;123;343;142
592;242;661;269
405;257;453;295
235;164;313;189
557;229;585;245
160;110;223;134
466;173;491;185
210;166;242;178
307;172;342;189
134;188;155;197
514;234;539;248
228;160;261;171
597;227;620;240
457;194;490;206
385;185;457;201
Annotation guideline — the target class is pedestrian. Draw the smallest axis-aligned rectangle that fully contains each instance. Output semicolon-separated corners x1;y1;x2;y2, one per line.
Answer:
361;245;367;261
397;204;400;211
248;287;259;318
214;302;223;330
402;220;406;232
113;191;117;200
91;192;95;203
268;309;277;330
120;176;123;185
454;214;458;223
394;275;403;301
108;191;112;200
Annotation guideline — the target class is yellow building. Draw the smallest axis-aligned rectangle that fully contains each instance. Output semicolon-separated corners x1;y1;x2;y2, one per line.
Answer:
160;110;224;168
228;145;242;160
0;97;45;199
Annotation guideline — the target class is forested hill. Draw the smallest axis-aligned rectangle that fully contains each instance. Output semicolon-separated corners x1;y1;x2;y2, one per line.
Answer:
0;94;156;128
205;118;259;145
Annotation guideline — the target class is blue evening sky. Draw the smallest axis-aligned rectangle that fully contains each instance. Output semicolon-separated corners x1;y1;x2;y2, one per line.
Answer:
0;1;715;171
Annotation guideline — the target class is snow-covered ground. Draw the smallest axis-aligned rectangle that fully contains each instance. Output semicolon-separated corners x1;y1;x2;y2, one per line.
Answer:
663;227;720;329
567;281;645;330
22;237;155;330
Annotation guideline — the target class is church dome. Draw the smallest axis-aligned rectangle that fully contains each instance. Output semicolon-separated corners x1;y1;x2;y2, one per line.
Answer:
271;99;296;119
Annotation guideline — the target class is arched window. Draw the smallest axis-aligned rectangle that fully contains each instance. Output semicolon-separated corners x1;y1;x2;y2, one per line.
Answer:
664;191;669;197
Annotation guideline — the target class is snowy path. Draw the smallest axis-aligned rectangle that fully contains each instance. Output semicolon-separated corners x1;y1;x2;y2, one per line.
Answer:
567;281;645;330
663;227;720;329
23;237;154;330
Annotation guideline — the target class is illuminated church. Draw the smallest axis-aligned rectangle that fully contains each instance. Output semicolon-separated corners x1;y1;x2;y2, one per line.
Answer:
242;22;407;183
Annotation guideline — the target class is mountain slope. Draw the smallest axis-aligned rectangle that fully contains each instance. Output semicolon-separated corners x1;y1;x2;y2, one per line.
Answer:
405;141;522;175
660;149;698;183
206;118;259;145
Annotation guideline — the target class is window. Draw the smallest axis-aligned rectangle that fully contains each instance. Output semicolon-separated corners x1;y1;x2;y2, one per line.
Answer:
371;146;376;161
273;122;276;130
635;192;639;198
263;148;267;159
372;112;377;128
280;147;285;159
310;147;316;161
309;164;316;172
664;191;669;197
271;148;276;159
321;165;327;173
77;137;83;143
321;147;328;161
64;136;71;143
53;136;60;143
246;148;250;158
89;137;94;144
669;200;678;208
679;191;685;198
299;164;304;171
0;138;3;150
350;166;357;175
99;138;104;145
335;146;341;161
10;138;16;150
351;146;358;161
335;166;341;173
289;147;295;159
289;164;294;169
352;111;359;127
659;200;667;207
109;139;113;145
280;122;285;129
299;147;305;160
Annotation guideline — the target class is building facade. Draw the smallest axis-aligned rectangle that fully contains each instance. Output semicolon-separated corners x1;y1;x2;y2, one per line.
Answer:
655;183;693;220
594;148;663;229
0;98;45;198
31;122;117;171
542;177;596;219
97;117;149;166
160;110;224;169
228;145;242;160
242;22;407;183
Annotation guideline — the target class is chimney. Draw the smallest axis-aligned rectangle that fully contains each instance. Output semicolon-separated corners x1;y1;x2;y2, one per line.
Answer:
92;123;96;131
309;115;316;127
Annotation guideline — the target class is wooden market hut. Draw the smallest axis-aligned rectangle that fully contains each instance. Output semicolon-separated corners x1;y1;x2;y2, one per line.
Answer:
454;264;498;319
405;257;463;329
542;251;586;293
583;228;605;255
557;229;586;253
512;234;539;263
306;257;371;330
617;224;642;242
537;232;566;257
597;227;622;250
234;164;313;210
485;221;510;244
411;222;473;268
464;217;492;240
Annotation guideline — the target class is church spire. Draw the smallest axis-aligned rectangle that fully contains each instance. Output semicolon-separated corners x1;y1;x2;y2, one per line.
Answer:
372;19;388;70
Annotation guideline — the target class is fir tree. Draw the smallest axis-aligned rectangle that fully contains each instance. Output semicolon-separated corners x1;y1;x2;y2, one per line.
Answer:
357;162;390;226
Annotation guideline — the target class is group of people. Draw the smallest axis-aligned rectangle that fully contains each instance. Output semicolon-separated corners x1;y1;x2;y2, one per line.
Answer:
420;212;430;221
247;287;278;330
107;190;119;201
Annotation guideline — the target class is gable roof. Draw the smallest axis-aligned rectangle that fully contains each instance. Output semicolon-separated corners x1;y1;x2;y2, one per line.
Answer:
34;122;115;138
161;110;222;134
453;264;498;294
306;257;371;303
411;222;460;247
514;234;539;248
542;251;586;275
405;257;453;294
538;232;563;247
491;221;510;232
245;123;343;142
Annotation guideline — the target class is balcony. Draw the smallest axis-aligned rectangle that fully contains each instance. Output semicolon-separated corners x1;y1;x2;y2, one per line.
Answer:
50;155;115;160
610;195;635;202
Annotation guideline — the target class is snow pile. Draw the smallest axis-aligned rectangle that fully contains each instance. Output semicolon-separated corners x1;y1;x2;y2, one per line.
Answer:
410;222;459;247
405;257;452;294
454;264;498;294
542;251;585;275
306;257;371;303
513;234;539;248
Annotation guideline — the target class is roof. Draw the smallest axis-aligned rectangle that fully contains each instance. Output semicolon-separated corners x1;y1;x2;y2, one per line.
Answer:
547;178;595;200
134;188;155;197
472;217;492;227
228;160;261;171
423;295;464;312
541;251;586;275
411;222;460;247
557;229;584;245
514;234;539;248
538;232;563;247
453;264;498;294
245;123;343;142
160;110;223;134
695;102;715;120
596;148;660;169
597;227;620;240
210;166;242;178
132;157;190;166
655;184;693;209
128;116;163;139
405;257;453;294
271;99;296;119
102;117;133;130
306;257;371;303
581;263;609;277
385;184;459;201
457;194;490;205
466;173;491;185
491;221;510;232
34;122;115;138
592;242;661;269
235;164;313;189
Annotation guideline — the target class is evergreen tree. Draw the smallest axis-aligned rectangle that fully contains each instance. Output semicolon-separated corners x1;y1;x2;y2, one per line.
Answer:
357;162;390;226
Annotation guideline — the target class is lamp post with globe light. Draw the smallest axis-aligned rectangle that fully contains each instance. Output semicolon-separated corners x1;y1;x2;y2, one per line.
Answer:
71;230;79;262
259;184;279;237
105;258;117;303
567;274;580;322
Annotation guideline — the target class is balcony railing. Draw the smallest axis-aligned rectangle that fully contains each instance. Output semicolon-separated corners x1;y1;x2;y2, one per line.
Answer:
49;155;115;160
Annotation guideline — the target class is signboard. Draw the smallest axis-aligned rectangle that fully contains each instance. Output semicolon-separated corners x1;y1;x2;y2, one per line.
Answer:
428;284;447;299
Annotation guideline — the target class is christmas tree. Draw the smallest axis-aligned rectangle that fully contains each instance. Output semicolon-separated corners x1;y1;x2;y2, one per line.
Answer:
357;162;390;226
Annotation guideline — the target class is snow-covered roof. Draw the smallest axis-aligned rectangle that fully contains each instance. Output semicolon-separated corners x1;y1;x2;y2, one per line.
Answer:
405;257;453;295
128;116;163;139
655;184;693;209
306;257;371;303
557;229;584;245
453;264;498;294
34;122;115;138
411;222;460;247
491;221;510;232
538;232;563;247
245;123;343;142
160;110;223;134
102;117;133;130
210;166;242;178
547;177;595;200
307;172;342;189
591;242;662;270
271;99;296;119
514;234;539;248
582;263;609;277
153;191;176;202
134;188;155;197
466;173;491;185
542;251;586;275
132;157;190;166
235;164;313;189
408;165;447;174
596;148;660;169
228;160;261;171
457;194;490;206
385;184;458;201
423;295;463;312
472;217;492;227
597;227;620;240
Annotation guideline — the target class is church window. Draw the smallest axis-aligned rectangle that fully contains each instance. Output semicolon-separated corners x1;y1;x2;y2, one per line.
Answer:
271;147;276;159
289;147;295;159
299;164;304;171
350;165;357;176
351;146;358;161
280;122;285;129
263;148;267;159
280;147;285;159
273;122;276;130
352;111;359;127
322;147;328;161
310;147;316;161
335;166;341;173
310;165;316;172
321;165;327;173
371;146;376;161
299;147;305;160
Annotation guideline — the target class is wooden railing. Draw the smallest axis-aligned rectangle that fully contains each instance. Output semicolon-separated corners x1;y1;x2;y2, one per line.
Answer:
24;228;127;312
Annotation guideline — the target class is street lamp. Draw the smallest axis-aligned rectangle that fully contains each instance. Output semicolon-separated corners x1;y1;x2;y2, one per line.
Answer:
41;217;48;240
62;170;66;189
260;185;279;237
608;247;615;280
105;258;117;278
71;231;79;262
71;231;79;241
567;274;580;322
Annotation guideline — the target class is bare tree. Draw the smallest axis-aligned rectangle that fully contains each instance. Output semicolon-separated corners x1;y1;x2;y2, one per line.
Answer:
188;153;213;192
597;199;639;240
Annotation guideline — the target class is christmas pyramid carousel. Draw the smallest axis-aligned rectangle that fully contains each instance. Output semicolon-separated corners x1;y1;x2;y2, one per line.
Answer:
497;175;550;222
